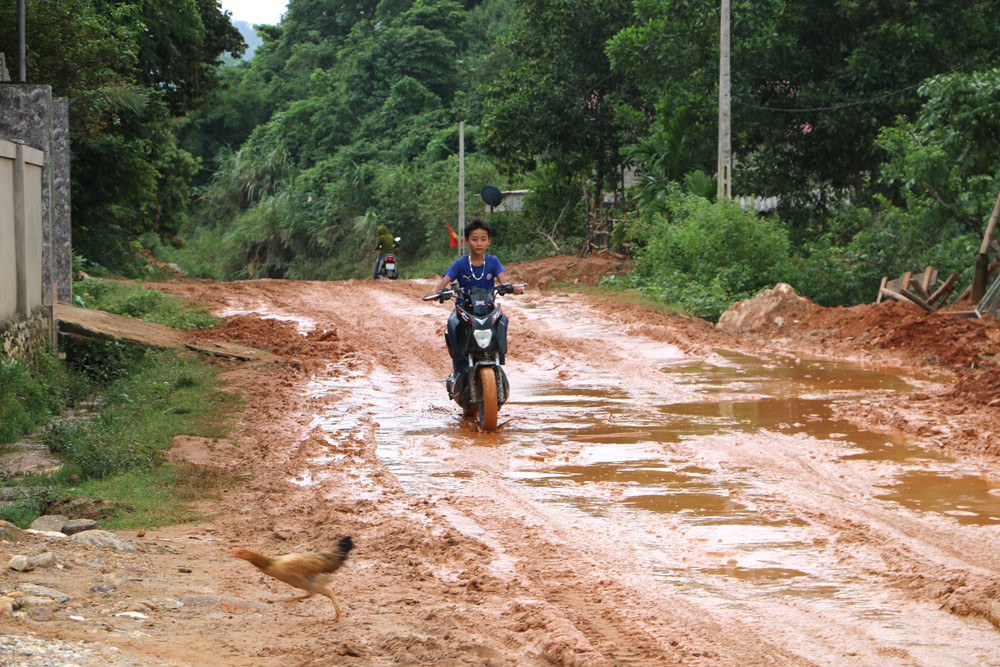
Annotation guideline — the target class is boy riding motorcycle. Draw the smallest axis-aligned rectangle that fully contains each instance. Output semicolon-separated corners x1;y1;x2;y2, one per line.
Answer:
432;219;523;379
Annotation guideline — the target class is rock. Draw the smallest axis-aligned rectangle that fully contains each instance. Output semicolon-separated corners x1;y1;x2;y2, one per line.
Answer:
88;584;116;594
69;530;136;552
17;595;58;609
62;519;99;535
29;606;55;621
127;600;156;613
23;529;69;539
8;555;33;572
28;515;69;533
717;283;820;335
19;584;71;603
0;596;16;616
27;552;56;569
0;519;25;543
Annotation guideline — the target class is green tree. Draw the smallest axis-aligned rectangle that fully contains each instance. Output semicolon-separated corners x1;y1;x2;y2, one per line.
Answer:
481;0;634;188
607;0;1000;226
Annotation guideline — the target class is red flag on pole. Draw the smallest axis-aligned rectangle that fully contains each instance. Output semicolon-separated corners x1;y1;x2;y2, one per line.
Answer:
446;221;459;247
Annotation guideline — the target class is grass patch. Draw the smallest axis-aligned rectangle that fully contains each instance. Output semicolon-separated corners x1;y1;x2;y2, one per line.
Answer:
73;277;222;330
0;280;241;529
76;463;239;529
43;349;239;478
554;278;694;318
0;349;86;445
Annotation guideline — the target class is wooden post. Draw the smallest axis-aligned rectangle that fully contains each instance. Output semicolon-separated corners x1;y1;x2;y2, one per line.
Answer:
928;272;957;306
876;276;887;303
971;190;1000;302
909;278;930;302
921;266;935;293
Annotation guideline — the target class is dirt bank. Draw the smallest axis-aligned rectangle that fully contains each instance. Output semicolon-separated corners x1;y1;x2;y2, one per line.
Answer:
2;256;999;666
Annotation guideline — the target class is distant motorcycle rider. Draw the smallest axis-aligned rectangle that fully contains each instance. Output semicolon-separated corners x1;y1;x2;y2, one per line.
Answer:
373;224;397;279
432;219;522;377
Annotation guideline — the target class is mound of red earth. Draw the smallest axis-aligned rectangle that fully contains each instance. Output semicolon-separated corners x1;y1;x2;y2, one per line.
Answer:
719;282;1000;408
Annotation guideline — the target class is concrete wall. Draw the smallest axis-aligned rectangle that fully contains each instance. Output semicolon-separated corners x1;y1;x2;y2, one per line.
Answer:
0;85;70;362
1;139;45;317
0;141;15;316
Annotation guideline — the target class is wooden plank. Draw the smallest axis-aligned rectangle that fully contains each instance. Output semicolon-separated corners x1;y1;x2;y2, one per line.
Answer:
901;271;912;292
909;279;930;301
921;266;937;292
880;287;935;311
876;277;887;303
899;288;936;311
928;272;957;305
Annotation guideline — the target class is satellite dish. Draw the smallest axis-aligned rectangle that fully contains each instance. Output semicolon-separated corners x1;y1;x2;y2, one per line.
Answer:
481;186;502;209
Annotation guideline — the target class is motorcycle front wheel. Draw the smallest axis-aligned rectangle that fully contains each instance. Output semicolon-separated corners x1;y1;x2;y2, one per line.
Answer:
478;366;498;431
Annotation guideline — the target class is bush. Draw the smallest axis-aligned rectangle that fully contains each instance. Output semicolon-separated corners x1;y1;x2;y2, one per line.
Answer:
629;191;792;320
0;352;71;444
43;349;226;480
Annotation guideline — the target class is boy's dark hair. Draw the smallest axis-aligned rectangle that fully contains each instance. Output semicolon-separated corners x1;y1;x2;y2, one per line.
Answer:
465;218;491;239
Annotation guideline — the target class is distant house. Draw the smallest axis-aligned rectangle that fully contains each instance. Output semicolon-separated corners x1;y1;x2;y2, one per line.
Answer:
490;190;530;213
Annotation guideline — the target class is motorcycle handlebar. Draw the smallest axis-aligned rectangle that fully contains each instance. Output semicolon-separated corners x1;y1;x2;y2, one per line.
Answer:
421;283;526;301
421;290;455;302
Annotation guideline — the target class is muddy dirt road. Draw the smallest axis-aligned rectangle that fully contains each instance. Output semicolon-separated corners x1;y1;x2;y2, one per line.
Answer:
4;265;1000;666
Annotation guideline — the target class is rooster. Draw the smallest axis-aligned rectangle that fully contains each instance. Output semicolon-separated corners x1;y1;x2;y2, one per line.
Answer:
233;536;354;620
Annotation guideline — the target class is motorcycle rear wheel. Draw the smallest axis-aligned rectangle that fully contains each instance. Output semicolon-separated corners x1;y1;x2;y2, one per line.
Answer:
478;366;498;431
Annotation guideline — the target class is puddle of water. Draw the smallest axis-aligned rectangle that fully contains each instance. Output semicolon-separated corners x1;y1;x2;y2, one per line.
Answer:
698;565;809;581
875;470;1000;525
664;350;932;395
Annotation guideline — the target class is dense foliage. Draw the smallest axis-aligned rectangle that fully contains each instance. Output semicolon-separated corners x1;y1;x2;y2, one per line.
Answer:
0;0;243;271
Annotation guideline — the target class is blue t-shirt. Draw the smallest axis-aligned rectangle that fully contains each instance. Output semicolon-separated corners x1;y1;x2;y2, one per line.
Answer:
443;254;505;291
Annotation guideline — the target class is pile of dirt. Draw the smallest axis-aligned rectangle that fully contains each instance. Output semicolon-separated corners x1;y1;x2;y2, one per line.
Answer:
504;253;629;289
719;283;1000;374
188;314;351;362
716;283;821;334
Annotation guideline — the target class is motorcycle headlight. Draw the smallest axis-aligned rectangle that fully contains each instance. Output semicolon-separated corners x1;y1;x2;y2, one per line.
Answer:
473;329;493;348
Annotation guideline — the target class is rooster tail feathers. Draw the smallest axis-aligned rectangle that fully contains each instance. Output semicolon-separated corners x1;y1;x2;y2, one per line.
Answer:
338;536;354;555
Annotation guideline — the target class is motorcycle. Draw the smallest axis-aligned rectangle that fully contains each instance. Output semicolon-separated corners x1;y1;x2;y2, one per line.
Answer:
422;282;524;431
375;237;401;279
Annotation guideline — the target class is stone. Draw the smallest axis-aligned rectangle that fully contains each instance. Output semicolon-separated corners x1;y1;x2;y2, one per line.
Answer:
27;552;56;569
45;495;133;521
24;530;69;539
19;584;70;603
0;596;16;616
17;595;57;609
0;519;25;542
28;515;68;533
29;606;54;621
62;518;99;535
68;530;136;552
8;555;32;571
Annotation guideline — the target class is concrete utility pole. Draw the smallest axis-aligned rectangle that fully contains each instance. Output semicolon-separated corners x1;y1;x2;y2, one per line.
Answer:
717;0;732;200
18;0;27;82
458;121;465;257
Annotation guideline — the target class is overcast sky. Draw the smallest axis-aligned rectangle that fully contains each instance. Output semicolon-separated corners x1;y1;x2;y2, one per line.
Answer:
219;0;288;25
